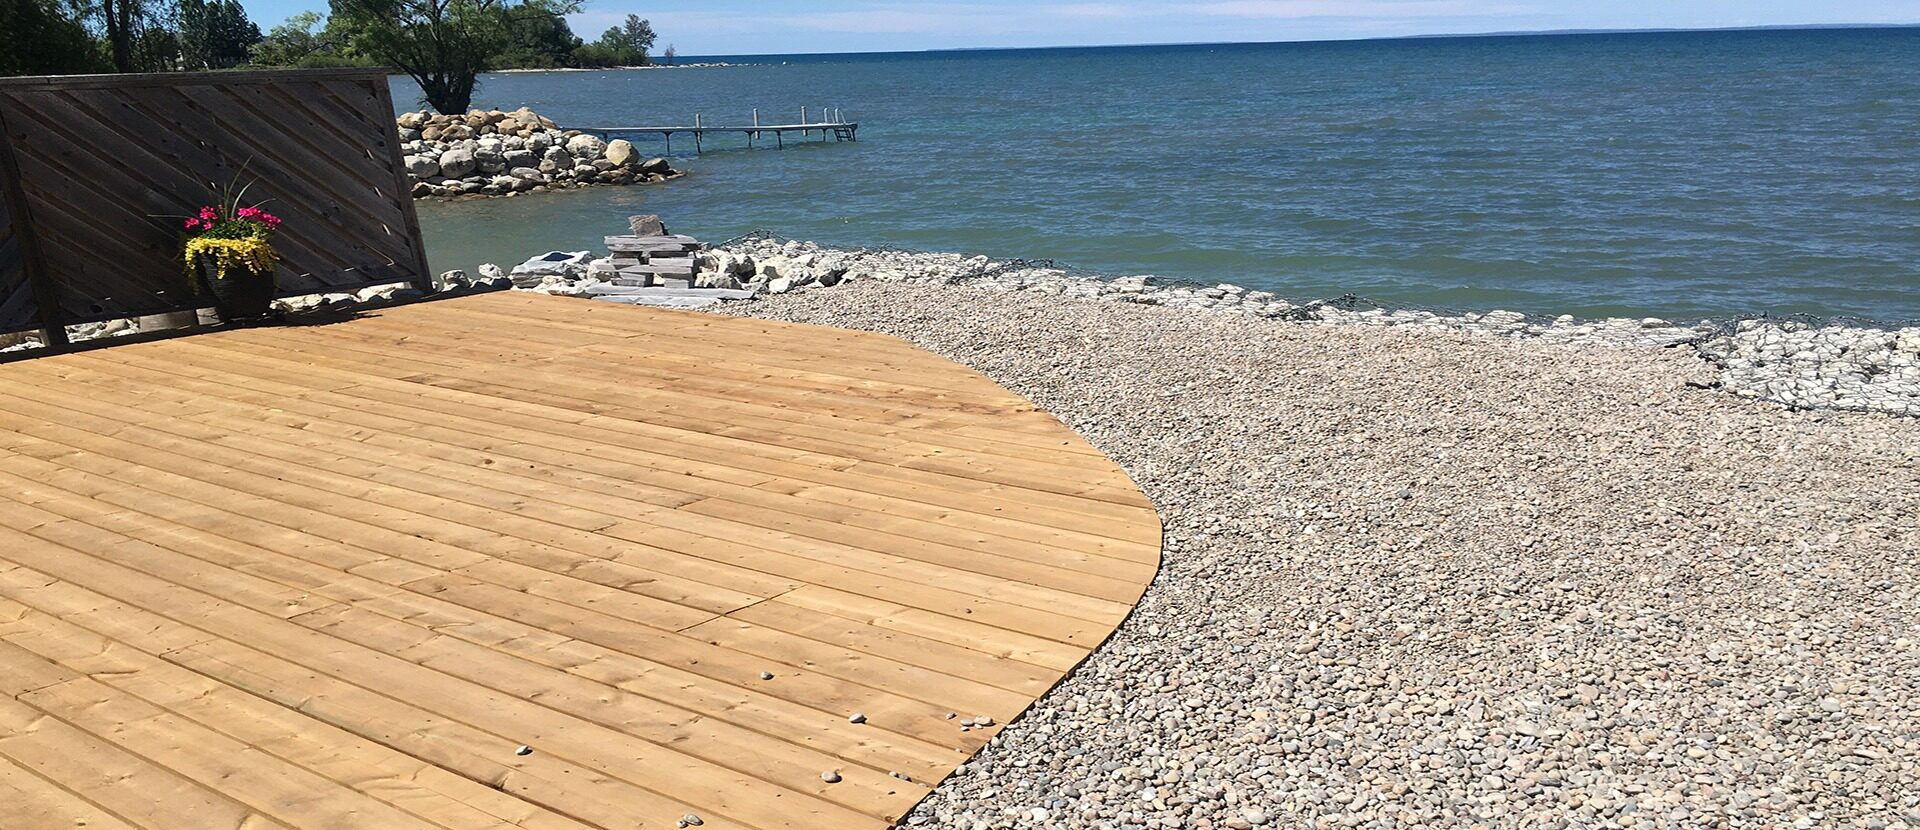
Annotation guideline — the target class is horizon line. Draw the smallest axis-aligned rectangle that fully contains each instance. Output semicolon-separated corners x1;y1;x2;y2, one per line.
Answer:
671;21;1918;61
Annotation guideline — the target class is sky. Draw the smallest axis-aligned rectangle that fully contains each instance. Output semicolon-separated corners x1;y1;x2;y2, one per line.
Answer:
251;1;1920;55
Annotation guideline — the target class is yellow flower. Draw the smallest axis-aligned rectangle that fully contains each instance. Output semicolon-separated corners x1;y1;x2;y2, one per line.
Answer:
183;236;277;281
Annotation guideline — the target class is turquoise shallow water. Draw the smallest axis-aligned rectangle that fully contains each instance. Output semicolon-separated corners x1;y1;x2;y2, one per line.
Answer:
399;28;1920;320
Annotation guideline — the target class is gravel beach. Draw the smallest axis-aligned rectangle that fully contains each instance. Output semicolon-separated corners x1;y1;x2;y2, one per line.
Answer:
722;282;1920;830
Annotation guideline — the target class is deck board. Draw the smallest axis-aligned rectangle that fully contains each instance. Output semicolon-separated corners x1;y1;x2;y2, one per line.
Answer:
0;292;1161;830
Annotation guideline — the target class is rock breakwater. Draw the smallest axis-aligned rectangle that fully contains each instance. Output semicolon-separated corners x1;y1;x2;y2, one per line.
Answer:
396;108;679;199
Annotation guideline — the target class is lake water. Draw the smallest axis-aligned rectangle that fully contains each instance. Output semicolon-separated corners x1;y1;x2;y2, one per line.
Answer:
397;28;1920;321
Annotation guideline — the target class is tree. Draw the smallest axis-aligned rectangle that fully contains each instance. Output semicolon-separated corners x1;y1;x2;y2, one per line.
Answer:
248;11;321;65
94;0;175;71
0;0;107;75
492;10;579;68
177;0;260;69
594;13;651;64
571;13;651;67
248;11;370;67
661;43;674;65
329;0;577;114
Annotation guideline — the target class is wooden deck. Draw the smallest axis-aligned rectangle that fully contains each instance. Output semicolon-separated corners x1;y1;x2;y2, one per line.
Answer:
0;292;1161;830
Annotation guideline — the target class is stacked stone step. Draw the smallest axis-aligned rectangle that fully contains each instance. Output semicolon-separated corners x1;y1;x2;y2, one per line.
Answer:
601;214;701;288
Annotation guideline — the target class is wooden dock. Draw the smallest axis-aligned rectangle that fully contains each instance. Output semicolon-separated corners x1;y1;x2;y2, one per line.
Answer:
0;292;1160;830
581;108;859;155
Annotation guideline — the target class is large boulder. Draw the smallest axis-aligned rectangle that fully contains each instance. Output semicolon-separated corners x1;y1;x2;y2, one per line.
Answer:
509;250;592;280
507;107;543;131
603;138;637;166
476;262;510;289
695;270;743;290
396;111;428;130
474;148;506;175
405;154;440;179
437;146;477;179
565;133;606;159
637;157;671;175
628;214;667;236
503;148;537;169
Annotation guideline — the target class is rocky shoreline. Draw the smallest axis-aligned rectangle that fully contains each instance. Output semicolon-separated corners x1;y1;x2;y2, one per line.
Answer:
395;108;680;199
506;235;1920;418
11;231;1912;418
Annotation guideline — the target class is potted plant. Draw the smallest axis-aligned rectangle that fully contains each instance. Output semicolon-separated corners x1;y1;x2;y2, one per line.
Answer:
179;180;282;323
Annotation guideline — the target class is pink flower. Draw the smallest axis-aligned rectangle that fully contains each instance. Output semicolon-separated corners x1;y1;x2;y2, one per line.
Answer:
183;218;202;230
199;206;218;220
261;212;282;230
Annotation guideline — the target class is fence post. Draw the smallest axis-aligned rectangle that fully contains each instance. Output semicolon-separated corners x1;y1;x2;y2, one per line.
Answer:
0;116;68;347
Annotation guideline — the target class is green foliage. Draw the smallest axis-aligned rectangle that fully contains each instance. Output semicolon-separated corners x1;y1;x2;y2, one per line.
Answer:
1;0;263;75
93;0;183;72
492;10;580;68
247;10;371;67
589;13;651;66
0;0;108;74
329;0;579;113
176;0;260;69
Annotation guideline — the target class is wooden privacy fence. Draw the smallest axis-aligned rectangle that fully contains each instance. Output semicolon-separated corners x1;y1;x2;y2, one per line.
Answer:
0;68;431;344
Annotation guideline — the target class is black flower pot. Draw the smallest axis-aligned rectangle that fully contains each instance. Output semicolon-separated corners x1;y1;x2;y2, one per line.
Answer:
195;256;277;323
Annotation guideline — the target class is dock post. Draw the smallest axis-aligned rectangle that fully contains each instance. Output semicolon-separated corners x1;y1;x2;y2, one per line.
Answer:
753;108;759;126
801;106;807;124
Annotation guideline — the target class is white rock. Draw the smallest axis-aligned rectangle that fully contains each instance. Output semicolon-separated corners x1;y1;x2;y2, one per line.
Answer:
566;134;607;159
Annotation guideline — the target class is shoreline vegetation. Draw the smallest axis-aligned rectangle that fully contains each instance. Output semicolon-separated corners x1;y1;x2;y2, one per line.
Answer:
2;0;675;113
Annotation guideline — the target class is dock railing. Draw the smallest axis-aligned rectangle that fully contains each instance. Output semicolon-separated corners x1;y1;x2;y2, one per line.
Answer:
580;106;858;156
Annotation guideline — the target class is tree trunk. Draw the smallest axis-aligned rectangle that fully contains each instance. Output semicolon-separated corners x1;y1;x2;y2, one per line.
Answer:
102;0;133;72
415;69;475;114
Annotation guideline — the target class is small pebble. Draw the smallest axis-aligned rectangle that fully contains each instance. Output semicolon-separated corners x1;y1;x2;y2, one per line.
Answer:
720;255;1920;830
848;712;866;724
821;770;841;784
759;671;774;680
513;745;532;757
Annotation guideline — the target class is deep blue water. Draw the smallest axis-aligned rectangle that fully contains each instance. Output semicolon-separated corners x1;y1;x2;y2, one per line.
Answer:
398;28;1920;320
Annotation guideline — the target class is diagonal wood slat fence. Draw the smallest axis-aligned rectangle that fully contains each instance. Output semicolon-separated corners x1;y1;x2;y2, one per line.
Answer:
0;69;432;343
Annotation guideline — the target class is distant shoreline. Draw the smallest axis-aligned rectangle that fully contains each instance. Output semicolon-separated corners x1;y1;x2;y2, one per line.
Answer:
493;63;738;74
